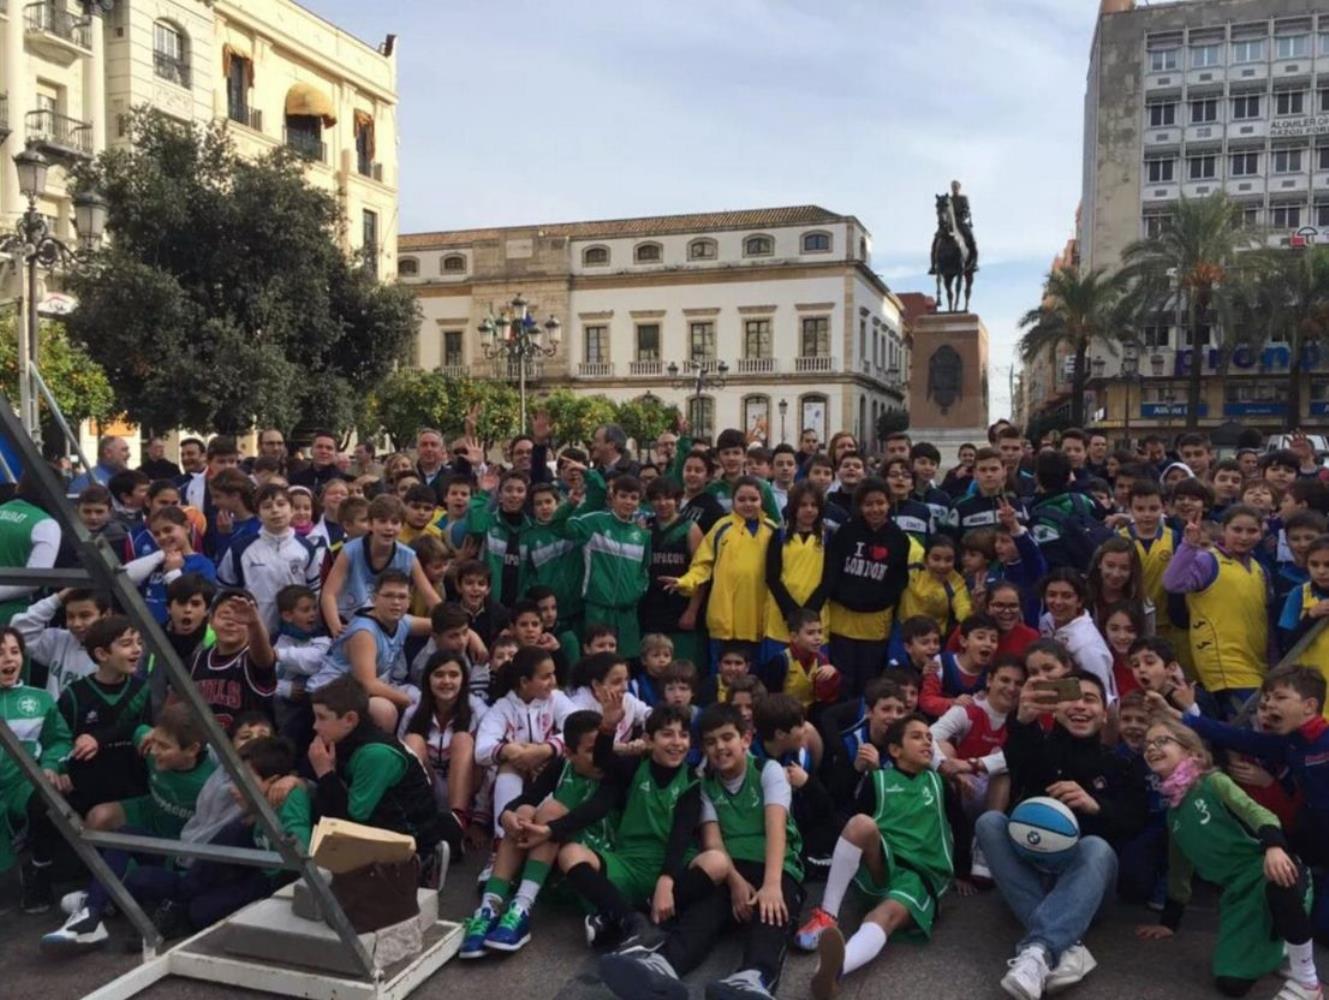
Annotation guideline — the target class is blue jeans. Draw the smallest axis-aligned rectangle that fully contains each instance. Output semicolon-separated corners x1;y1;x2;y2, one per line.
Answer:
975;810;1118;964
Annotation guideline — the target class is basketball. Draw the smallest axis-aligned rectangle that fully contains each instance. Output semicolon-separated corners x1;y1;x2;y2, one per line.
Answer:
1007;796;1080;867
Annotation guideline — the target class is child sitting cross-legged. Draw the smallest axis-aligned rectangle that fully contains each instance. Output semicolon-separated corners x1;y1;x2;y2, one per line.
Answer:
42;702;217;955
459;709;607;958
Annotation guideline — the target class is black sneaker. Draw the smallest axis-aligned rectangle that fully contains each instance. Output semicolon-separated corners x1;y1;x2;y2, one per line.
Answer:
618;912;666;952
20;861;53;914
599;947;686;1000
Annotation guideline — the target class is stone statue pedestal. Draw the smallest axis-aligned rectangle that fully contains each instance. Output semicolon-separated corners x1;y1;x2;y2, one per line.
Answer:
907;312;990;467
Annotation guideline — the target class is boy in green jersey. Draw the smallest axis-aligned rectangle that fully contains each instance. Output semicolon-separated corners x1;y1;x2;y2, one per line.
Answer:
459;709;607;958
552;476;651;659
0;625;71;914
795;714;953;999
525;483;584;632
43;702;216;955
554;703;699;949
600;702;805;1000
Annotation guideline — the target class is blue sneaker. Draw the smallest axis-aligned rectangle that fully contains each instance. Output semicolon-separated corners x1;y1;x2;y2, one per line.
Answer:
483;904;531;952
459;907;498;959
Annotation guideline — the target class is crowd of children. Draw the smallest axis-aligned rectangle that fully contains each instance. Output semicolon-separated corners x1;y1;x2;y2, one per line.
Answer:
0;418;1327;1000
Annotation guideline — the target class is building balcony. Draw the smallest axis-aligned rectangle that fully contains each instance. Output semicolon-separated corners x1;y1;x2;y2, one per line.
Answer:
577;361;614;378
493;359;544;381
1272;58;1313;82
794;355;835;374
283;127;327;163
1184;123;1223;144
227;104;262;132
1185;67;1225;87
356;159;384;182
438;364;468;379
736;357;776;375
1226;176;1267;196
1228;118;1269;141
1142;180;1179;202
1270;173;1310;194
26;109;92;159
23;3;90;62
1228;62;1269;84
1143;71;1182;92
1143;126;1182;149
629;359;663;376
153;52;191;89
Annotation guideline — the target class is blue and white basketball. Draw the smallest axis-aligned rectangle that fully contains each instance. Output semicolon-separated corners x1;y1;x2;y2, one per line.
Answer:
1008;796;1080;868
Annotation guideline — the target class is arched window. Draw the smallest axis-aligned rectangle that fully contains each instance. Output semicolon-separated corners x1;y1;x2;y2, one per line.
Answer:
802;231;832;253
688;238;717;261
583;245;609;266
743;234;774;257
742;395;770;438
799;393;828;443
153;20;190;88
398;257;419;277
635;242;663;263
441;254;466;274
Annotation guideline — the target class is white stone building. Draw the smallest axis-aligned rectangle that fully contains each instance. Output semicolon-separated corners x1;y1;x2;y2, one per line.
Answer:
400;206;909;448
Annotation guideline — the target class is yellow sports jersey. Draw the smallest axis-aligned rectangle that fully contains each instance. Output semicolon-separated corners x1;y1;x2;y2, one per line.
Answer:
1289;583;1329;718
897;566;972;636
1186;551;1269;693
763;530;828;643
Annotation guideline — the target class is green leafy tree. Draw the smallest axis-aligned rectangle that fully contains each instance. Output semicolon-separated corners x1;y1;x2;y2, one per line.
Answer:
1241;246;1329;431
1019;265;1127;427
443;377;521;448
616;394;680;454
533;389;617;448
65;110;418;435
370;368;452;450
1120;195;1253;429
0;315;115;427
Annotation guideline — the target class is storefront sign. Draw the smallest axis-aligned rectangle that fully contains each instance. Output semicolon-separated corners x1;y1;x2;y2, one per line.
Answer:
1223;402;1287;417
1141;403;1208;418
1172;344;1328;376
1270;114;1329;139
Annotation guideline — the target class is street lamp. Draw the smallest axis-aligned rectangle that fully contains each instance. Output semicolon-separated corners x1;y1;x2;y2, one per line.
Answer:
778;398;788;443
668;359;728;436
1120;340;1141;451
478;293;560;428
1;146;106;445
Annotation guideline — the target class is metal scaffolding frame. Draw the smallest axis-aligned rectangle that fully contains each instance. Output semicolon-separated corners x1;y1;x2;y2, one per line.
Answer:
0;392;379;982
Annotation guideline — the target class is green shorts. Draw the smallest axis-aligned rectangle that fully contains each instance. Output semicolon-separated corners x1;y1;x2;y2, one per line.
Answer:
117;795;179;838
601;850;662;907
851;835;944;938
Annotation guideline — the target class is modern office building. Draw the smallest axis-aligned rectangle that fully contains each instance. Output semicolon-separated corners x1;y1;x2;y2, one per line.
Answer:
400;206;910;448
1029;0;1329;438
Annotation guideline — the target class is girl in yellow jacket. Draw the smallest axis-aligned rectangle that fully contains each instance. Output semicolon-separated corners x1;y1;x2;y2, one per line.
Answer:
663;478;776;668
898;535;973;637
762;481;830;661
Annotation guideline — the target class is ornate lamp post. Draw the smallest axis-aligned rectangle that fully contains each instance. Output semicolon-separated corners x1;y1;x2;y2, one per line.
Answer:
667;359;728;437
478;293;560;428
1;146;106;445
1119;341;1141;451
778;398;788;443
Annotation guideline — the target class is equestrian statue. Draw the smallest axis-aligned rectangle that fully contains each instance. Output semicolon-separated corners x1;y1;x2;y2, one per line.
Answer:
929;179;978;313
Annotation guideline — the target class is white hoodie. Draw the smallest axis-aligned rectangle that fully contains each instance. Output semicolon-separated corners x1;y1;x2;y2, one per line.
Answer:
11;593;96;697
1039;610;1118;705
474;689;562;767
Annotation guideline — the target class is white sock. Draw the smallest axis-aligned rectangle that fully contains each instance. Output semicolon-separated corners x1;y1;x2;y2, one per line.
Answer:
1287;940;1318;988
820;837;863;917
478;892;504;915
493;770;523;836
842;923;888;975
512;879;542;912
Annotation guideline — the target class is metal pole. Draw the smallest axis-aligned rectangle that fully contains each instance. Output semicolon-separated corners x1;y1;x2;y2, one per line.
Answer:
18;251;34;443
518;329;527;430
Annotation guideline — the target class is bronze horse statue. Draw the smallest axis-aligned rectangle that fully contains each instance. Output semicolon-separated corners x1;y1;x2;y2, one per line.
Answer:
932;193;975;313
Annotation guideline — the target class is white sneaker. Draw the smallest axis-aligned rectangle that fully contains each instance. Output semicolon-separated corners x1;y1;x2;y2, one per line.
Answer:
60;890;88;916
970;838;992;882
1046;944;1097;993
1274;980;1324;1000
1001;946;1050;1000
40;907;109;955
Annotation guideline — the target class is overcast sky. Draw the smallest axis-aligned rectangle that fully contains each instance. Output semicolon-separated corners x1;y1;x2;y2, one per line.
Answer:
306;0;1098;420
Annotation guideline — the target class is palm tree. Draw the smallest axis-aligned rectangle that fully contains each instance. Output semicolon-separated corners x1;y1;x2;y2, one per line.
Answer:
1242;245;1329;431
1019;264;1126;427
1119;195;1255;429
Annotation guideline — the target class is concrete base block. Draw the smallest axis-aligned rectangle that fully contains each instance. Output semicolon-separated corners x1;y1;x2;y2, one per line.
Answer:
224;887;438;976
